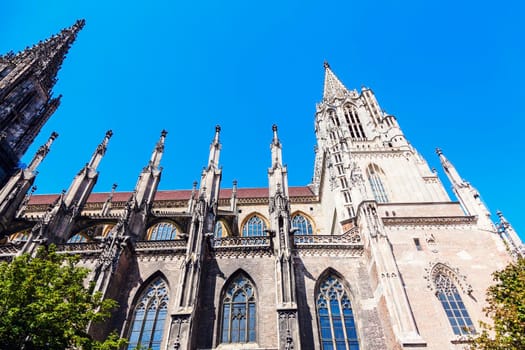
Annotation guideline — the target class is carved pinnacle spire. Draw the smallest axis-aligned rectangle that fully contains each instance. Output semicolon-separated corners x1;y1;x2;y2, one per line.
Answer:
322;62;350;101
88;130;112;169
27;131;58;172
101;183;118;216
149;130;167;169
270;124;283;168
207;125;221;168
10;19;85;92
436;148;464;187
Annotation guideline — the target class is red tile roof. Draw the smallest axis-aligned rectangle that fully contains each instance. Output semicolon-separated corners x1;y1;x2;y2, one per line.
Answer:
27;186;315;205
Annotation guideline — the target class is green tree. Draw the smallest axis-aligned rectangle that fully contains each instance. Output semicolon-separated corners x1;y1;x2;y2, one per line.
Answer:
470;257;525;349
0;245;127;350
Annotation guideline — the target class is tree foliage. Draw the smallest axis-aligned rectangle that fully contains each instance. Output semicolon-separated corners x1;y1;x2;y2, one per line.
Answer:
0;245;127;350
470;257;525;350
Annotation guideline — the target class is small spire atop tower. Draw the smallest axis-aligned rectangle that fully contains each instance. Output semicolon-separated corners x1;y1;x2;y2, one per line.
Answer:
149;130;167;169
270;124;283;169
322;62;350;101
88;130;112;169
27;131;58;172
207;125;221;168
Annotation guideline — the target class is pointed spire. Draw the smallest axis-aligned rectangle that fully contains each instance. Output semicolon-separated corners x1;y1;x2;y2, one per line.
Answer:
207;125;221;168
11;19;85;92
436;148;464;187
230;179;238;211
496;210;524;258
188;181;198;212
323;61;350;101
149;130;167;169
27;131;58;172
270;124;283;168
87;130;112;169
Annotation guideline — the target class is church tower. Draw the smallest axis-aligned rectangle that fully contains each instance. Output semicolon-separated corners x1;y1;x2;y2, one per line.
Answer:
0;20;84;184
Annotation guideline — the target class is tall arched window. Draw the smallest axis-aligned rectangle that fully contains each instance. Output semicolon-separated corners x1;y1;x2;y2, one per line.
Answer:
316;275;359;350
148;222;177;240
242;215;267;237
127;277;169;350
435;273;475;335
343;105;366;139
220;273;256;344
291;214;313;235
366;164;389;203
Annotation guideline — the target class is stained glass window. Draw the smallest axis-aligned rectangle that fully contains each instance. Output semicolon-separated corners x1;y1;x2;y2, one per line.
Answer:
148;222;177;240
291;214;313;235
215;221;225;237
67;233;88;243
127;278;169;350
242;215;266;237
435;273;475;335
220;274;256;344
316;275;359;350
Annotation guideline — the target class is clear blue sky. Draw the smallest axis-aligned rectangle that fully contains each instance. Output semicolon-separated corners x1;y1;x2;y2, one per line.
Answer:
2;1;524;237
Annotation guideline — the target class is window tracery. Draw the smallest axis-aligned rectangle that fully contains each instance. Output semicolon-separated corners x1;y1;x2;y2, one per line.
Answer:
343;104;365;139
67;233;88;243
241;215;267;237
434;273;475;335
291;214;313;235
147;222;177;240
220;274;256;344
316;274;359;350
127;278;169;350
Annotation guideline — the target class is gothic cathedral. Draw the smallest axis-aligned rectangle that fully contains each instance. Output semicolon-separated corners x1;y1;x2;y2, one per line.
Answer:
0;21;522;350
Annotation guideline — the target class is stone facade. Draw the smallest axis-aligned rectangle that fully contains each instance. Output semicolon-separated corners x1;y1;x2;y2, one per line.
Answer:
0;22;523;350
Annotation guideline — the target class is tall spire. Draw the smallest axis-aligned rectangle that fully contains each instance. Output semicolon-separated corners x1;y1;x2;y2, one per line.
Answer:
4;19;85;93
323;61;350;101
88;130;112;169
0;20;84;184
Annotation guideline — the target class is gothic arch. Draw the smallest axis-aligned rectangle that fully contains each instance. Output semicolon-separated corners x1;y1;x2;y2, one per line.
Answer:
314;268;360;349
68;223;115;242
239;212;269;237
126;271;170;350
217;269;258;345
290;211;316;235
146;220;182;240
424;262;472;295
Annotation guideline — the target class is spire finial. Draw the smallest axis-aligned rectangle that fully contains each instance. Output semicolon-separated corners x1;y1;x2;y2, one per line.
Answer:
214;125;221;143
323;61;330;69
27;131;59;172
272;124;279;144
88;130;112;169
435;147;443;155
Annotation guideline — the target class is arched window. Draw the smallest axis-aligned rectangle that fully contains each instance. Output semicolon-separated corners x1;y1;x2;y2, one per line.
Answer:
316;275;359;350
343;105;365;139
127;277;169;350
366;164;389;203
220;273;256;344
435;273;475;335
291;214;313;235
242;215;267;237
148;222;177;240
67;233;88;243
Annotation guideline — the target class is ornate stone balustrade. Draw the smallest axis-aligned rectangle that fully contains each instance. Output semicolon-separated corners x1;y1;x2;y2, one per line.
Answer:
212;236;271;248
135;239;187;254
56;242;102;254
